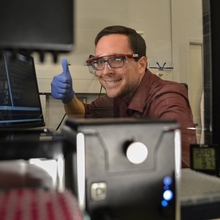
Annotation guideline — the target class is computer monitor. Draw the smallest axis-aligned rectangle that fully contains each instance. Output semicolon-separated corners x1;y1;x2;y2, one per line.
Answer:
0;51;45;129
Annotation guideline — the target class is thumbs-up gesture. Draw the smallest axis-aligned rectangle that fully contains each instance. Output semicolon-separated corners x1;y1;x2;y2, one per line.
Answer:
51;58;75;104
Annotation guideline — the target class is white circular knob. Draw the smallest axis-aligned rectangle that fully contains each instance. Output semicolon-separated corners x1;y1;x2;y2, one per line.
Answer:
126;142;148;164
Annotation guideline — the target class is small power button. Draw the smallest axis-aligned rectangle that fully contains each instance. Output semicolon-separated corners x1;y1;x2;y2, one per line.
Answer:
91;182;107;201
126;142;148;164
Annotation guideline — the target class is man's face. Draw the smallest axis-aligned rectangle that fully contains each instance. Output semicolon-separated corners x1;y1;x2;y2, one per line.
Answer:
95;34;145;103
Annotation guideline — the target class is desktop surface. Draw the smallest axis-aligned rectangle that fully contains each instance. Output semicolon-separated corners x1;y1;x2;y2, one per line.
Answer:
180;168;220;220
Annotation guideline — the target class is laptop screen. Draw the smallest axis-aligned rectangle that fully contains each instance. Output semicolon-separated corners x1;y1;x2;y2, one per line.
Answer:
0;51;45;129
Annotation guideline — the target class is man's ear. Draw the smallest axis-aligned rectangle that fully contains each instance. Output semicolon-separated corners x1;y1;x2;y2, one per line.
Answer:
138;56;147;74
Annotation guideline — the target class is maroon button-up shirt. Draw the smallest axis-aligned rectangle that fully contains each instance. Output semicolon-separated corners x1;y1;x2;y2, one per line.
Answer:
83;69;197;167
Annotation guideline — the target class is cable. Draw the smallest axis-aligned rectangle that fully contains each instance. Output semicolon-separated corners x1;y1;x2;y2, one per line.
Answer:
99;85;103;97
56;85;102;131
56;113;67;131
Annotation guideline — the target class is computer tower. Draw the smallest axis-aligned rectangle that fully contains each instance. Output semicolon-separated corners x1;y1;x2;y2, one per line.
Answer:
63;118;181;220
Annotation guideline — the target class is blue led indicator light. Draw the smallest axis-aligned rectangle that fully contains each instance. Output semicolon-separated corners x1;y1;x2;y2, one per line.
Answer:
164;185;169;190
161;200;168;207
163;176;172;185
163;190;173;201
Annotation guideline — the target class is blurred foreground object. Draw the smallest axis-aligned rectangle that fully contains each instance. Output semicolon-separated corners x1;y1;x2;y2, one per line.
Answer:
0;189;83;220
0;0;74;63
63;117;181;220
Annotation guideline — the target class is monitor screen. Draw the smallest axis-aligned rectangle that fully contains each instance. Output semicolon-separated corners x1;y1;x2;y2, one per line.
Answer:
0;51;45;129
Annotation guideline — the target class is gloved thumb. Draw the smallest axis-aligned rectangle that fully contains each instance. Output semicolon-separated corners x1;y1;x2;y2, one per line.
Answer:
62;58;70;76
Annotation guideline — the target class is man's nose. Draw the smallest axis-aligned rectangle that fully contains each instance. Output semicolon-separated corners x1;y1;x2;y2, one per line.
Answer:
102;61;113;75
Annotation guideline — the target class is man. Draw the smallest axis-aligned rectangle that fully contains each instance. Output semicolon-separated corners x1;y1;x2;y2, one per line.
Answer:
51;25;197;167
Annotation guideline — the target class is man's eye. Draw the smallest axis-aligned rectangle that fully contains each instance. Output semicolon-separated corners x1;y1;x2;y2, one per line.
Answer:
97;59;104;64
92;59;103;66
114;57;123;62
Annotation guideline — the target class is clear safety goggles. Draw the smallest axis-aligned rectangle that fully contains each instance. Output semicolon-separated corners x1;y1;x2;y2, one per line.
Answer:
86;52;139;76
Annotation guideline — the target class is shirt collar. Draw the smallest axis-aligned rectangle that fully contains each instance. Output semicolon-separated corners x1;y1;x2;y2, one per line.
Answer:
127;69;153;112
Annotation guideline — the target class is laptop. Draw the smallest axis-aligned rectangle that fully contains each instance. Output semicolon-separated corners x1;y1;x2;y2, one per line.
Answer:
0;50;51;140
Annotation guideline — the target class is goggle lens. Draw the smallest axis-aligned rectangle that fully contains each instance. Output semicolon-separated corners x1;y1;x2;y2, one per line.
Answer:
86;53;138;76
92;56;125;70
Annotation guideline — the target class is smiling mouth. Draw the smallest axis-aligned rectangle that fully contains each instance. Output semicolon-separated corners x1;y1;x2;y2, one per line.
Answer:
104;79;122;84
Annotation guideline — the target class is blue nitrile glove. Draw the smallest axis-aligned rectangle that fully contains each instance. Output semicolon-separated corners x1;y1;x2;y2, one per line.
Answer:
51;58;75;104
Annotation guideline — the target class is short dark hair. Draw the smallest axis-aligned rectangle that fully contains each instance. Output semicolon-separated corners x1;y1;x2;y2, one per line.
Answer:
95;25;146;61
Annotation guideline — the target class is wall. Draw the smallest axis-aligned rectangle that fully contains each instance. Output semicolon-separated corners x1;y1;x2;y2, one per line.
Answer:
34;0;172;66
34;0;203;133
171;0;203;142
171;0;203;84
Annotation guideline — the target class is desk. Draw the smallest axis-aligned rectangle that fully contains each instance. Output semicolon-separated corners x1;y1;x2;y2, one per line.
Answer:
180;168;220;220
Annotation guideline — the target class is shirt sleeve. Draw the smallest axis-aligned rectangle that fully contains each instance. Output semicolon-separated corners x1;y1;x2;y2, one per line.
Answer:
83;94;115;118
